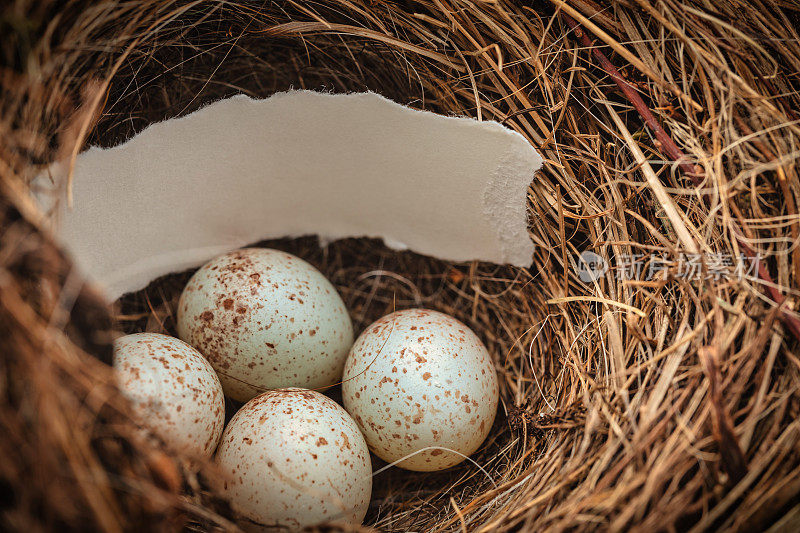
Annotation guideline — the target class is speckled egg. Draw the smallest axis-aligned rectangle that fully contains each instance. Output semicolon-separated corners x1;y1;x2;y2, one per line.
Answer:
113;333;225;458
216;388;372;530
342;309;498;471
176;248;354;402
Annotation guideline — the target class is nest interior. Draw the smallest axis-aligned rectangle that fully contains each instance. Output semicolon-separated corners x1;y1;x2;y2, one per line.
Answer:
3;0;800;531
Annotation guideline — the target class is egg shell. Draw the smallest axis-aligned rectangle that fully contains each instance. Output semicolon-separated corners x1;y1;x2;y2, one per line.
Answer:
215;388;372;530
342;309;498;471
176;248;354;402
113;333;225;458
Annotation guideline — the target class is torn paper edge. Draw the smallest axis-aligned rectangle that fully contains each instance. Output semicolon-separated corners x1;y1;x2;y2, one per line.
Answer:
39;91;543;301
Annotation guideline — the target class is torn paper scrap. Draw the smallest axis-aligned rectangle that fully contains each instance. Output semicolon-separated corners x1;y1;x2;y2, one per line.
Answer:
43;91;543;301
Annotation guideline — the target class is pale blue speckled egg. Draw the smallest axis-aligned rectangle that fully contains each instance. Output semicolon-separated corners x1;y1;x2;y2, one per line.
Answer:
216;388;372;530
113;332;225;458
342;309;498;471
176;248;353;402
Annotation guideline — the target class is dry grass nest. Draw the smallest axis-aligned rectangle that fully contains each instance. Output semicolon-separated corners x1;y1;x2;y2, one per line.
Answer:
3;0;800;531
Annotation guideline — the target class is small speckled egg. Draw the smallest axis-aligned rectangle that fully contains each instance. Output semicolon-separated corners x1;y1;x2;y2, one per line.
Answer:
216;388;372;530
176;248;354;402
113;333;225;458
342;309;498;471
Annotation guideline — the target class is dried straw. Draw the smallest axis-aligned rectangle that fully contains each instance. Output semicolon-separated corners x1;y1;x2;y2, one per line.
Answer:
2;0;800;531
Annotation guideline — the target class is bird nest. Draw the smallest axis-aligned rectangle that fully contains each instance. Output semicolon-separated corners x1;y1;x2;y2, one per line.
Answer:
2;1;800;531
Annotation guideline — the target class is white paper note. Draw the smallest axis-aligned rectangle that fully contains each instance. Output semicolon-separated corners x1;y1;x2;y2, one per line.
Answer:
43;91;542;300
